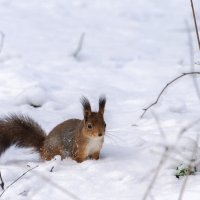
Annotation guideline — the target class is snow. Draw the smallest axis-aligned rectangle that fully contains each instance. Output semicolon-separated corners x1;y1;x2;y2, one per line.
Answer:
0;0;200;199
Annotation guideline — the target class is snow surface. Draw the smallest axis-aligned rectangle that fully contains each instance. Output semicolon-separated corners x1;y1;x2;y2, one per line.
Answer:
0;0;200;199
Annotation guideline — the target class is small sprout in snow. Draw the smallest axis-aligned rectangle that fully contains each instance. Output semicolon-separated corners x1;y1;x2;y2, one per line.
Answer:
175;164;197;179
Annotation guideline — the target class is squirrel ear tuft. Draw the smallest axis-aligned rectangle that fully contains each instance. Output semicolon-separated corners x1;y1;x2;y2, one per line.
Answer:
99;95;106;115
80;96;91;120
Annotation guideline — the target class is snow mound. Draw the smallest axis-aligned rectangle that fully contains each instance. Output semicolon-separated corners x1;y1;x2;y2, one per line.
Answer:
16;85;48;108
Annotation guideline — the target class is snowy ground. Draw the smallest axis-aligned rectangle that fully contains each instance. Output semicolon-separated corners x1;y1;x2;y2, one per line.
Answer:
0;0;200;199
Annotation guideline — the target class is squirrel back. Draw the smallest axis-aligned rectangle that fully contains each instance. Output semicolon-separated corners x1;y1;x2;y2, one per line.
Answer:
0;96;106;163
41;119;81;160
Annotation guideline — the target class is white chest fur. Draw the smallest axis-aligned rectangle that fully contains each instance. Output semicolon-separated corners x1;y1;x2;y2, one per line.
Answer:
86;137;104;155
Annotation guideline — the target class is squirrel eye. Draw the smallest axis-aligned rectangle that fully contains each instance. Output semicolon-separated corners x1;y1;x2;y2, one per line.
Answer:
87;123;93;129
105;123;106;128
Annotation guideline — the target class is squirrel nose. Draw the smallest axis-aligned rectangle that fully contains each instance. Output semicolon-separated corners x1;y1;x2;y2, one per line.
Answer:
98;133;103;137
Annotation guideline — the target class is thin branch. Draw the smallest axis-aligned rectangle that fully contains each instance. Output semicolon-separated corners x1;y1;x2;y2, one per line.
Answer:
50;166;54;172
190;0;200;50
0;165;38;198
0;172;4;190
142;111;168;200
73;33;85;58
151;111;166;141
142;109;200;199
140;72;200;118
177;117;200;140
0;31;5;55
142;149;168;200
168;118;200;165
30;169;80;200
151;149;183;164
185;20;200;102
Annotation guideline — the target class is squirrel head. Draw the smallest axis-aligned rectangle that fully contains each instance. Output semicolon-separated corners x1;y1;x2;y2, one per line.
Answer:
80;96;106;138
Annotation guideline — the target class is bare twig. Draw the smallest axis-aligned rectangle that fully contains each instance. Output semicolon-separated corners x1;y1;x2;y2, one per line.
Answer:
167;117;200;165
142;149;168;200
142;107;200;199
144;119;200;200
190;0;200;50
0;165;38;198
30;169;80;200
177;117;200;140
151;111;166;140
140;72;200;118
177;136;199;200
73;33;85;58
151;149;183;164
140;15;200;120
50;166;54;172
0;31;5;55
0;172;4;190
142;110;169;200
185;20;200;102
141;8;200;198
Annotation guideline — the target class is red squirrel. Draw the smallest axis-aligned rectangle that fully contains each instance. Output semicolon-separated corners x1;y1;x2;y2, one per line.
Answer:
0;96;106;163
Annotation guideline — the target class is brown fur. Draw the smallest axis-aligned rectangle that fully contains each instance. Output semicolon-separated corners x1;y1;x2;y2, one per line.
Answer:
0;96;106;163
0;114;45;156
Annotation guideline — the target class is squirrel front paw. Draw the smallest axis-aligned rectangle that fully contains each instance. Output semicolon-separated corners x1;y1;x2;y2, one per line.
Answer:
89;152;100;160
74;154;87;163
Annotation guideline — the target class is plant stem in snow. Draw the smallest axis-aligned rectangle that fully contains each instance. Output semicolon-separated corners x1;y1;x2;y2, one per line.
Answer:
151;111;166;141
0;172;4;190
142;150;168;200
190;0;200;50
186;20;200;103
0;165;38;198
50;166;54;172
73;33;85;58
0;31;5;55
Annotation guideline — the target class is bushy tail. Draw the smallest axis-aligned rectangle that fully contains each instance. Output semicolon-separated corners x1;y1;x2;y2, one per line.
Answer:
0;114;46;156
